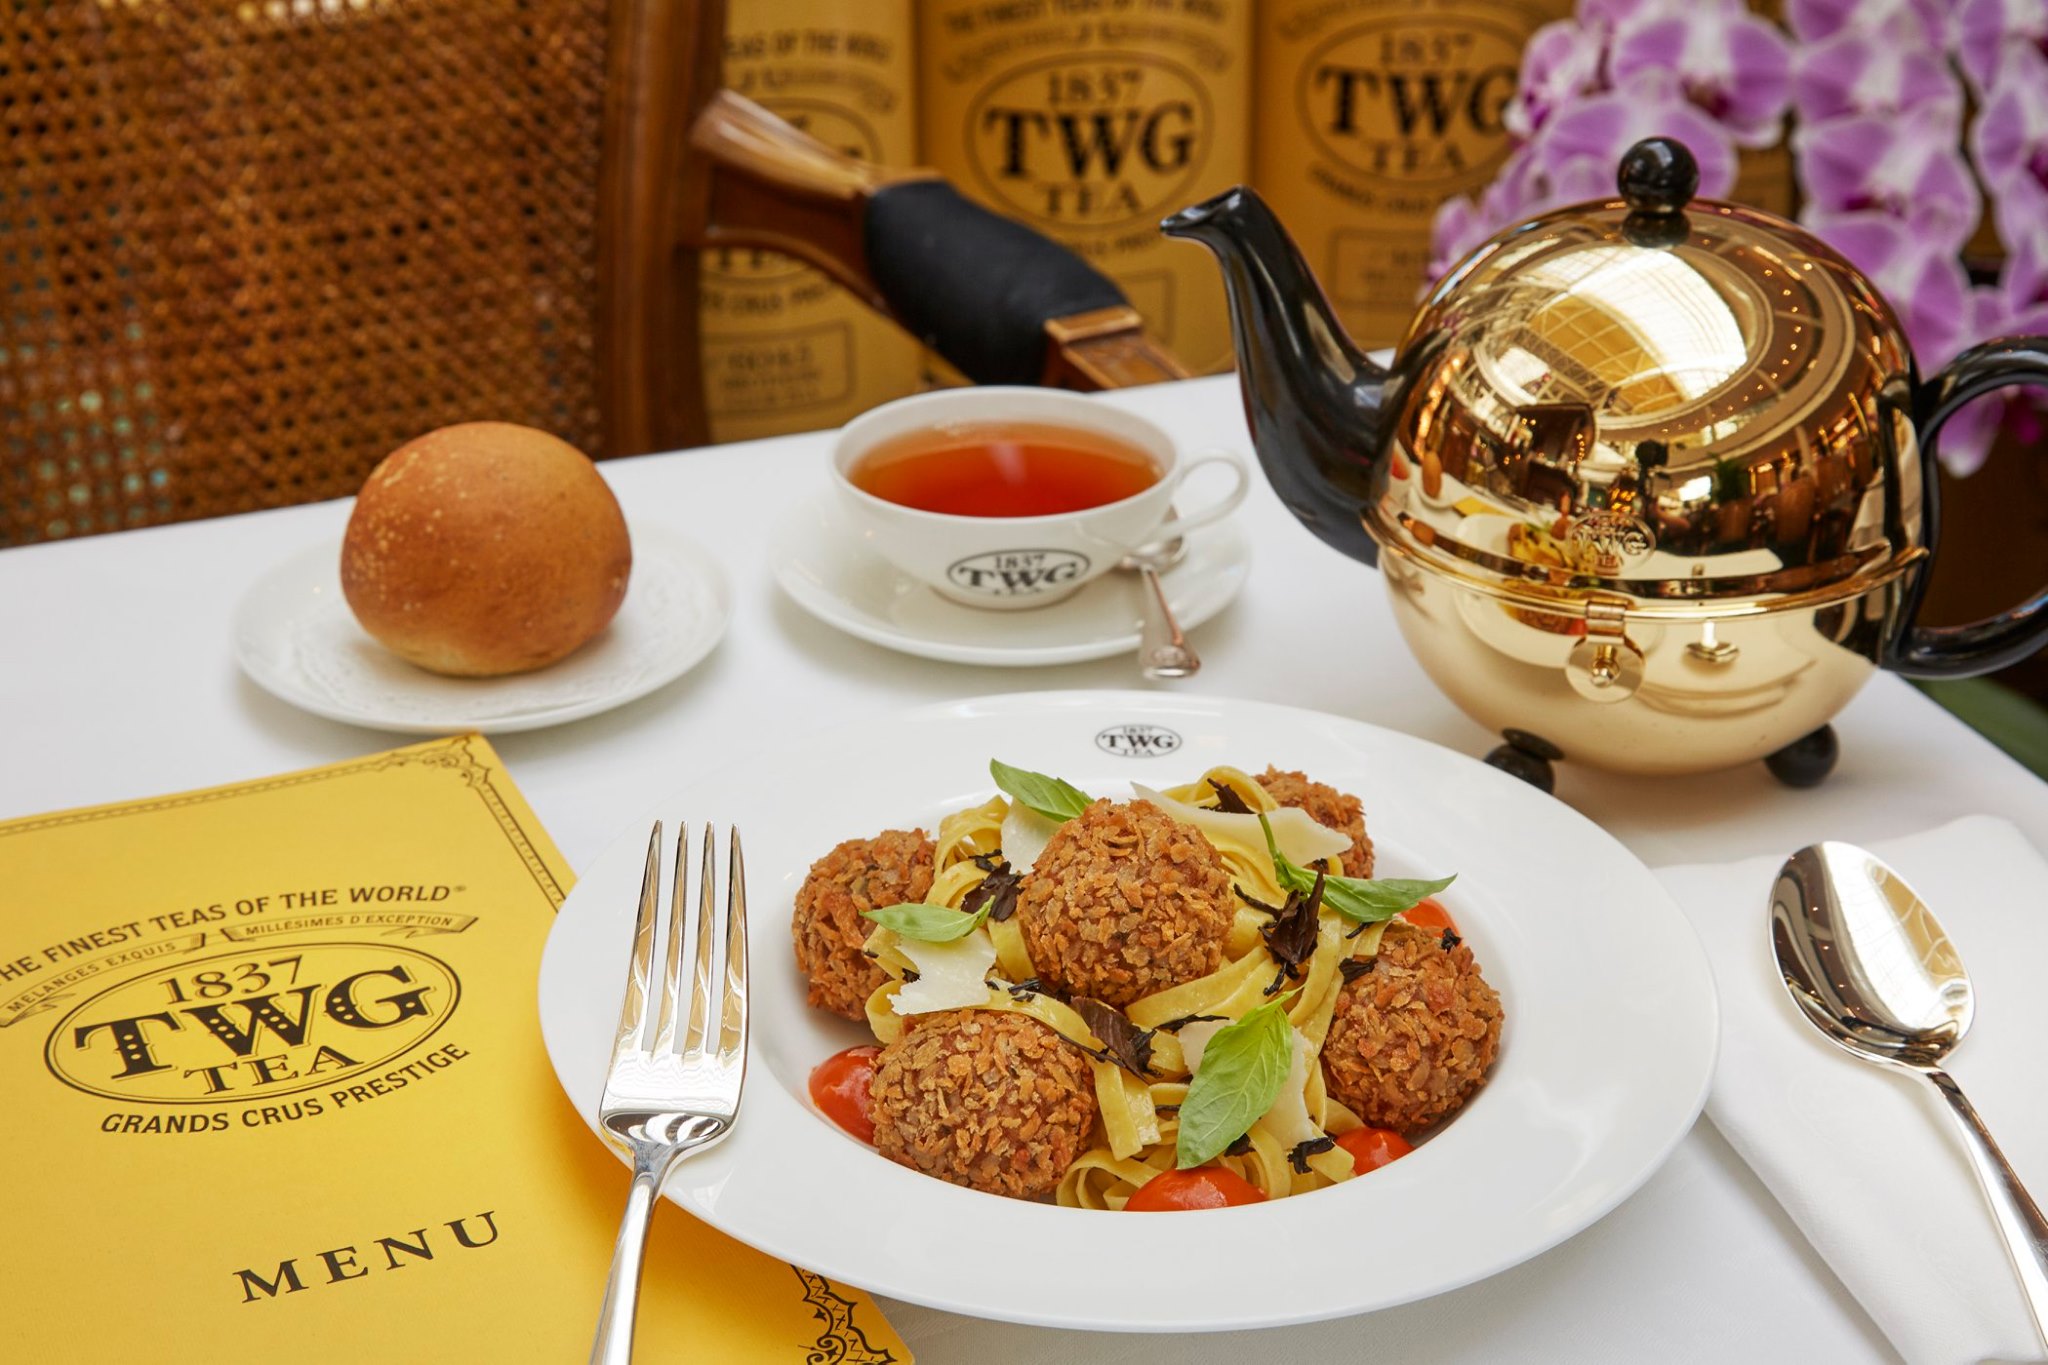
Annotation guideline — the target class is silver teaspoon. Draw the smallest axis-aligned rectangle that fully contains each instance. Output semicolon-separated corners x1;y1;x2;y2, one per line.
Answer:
1772;841;2048;1349
1118;536;1195;680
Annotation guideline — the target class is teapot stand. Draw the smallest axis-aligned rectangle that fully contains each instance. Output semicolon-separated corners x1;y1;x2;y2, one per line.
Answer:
1483;724;1841;793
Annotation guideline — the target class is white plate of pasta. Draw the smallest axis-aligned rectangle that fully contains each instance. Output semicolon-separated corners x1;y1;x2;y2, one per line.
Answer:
536;691;1718;1332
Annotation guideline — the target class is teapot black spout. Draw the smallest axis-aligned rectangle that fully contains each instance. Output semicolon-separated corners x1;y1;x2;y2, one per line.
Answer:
1161;188;1395;569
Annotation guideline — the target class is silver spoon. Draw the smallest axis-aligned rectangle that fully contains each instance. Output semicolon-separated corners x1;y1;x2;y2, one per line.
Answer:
1118;537;1194;680
1772;841;2048;1349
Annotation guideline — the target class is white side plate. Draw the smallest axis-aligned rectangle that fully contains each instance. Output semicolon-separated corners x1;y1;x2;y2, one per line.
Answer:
233;522;732;734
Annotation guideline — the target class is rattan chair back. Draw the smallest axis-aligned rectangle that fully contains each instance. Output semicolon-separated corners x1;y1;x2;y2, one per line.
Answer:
2;1;716;547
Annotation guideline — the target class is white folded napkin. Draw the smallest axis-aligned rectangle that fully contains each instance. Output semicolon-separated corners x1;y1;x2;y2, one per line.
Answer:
1658;817;2048;1365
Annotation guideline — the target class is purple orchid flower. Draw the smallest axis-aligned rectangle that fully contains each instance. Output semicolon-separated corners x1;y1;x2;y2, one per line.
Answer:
1791;14;1967;127
1797;101;1981;256
1936;223;2048;475
1580;0;1746;32
1431;69;1738;279
1813;211;1979;371
1969;45;2048;250
1785;0;1950;45
1428;139;1622;277
1957;0;2048;91
1540;70;1741;195
1608;5;1794;145
1506;19;1610;140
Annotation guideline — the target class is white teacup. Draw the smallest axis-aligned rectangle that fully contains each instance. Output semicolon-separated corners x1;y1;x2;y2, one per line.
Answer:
832;388;1249;610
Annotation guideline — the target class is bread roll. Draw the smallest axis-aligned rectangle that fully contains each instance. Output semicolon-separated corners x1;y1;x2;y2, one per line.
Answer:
341;423;632;677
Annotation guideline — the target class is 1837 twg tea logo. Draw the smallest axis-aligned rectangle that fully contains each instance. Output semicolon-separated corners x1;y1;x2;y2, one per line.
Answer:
969;52;1211;227
948;548;1090;598
49;942;459;1102
1301;20;1521;185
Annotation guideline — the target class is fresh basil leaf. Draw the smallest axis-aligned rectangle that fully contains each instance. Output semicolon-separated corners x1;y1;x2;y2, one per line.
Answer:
1175;997;1295;1169
861;902;987;942
1316;873;1458;923
1257;812;1320;897
990;759;1093;823
1255;814;1455;924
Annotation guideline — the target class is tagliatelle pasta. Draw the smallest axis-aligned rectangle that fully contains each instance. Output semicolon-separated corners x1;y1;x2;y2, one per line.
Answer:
800;762;1502;1209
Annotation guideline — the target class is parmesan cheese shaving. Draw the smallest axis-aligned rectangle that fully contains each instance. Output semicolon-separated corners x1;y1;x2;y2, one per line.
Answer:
890;927;999;1015
998;801;1062;872
1130;784;1351;867
1176;1018;1226;1071
1263;1030;1320;1151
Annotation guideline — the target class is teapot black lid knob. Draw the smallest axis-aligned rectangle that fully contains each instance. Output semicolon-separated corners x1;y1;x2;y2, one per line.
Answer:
1618;138;1698;215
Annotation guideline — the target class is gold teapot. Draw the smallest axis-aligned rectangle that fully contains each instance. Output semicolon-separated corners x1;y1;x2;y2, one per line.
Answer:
1165;139;2048;787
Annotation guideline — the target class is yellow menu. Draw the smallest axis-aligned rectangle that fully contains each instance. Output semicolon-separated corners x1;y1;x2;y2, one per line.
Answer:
0;737;908;1363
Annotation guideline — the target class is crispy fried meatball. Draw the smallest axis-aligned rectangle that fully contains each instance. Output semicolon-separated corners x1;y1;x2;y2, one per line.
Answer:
792;829;934;1020
1257;766;1375;878
1322;922;1502;1134
869;1010;1098;1200
1017;799;1235;1008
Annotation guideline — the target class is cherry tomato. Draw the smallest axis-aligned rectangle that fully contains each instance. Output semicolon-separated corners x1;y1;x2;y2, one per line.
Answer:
1400;898;1459;935
809;1045;880;1143
1336;1125;1414;1174
1124;1166;1269;1211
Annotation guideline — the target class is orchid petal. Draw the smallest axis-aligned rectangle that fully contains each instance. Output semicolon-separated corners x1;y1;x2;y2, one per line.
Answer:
1791;20;1967;126
1957;0;2048;91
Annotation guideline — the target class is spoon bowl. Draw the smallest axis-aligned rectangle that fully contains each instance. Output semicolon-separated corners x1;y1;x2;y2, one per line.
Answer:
1771;842;1973;1071
1772;841;2048;1348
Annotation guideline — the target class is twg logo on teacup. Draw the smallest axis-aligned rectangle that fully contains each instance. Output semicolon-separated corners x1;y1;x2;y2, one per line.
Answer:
946;549;1092;598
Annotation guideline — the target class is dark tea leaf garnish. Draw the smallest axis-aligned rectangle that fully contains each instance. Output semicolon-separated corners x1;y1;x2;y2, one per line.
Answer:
1337;957;1376;984
964;853;1023;923
1288;1136;1337;1174
1441;929;1462;951
1235;886;1286;916
1006;977;1042;1001
1157;1013;1226;1034
1207;778;1254;815
1259;872;1324;995
1070;995;1156;1077
1224;1133;1255;1158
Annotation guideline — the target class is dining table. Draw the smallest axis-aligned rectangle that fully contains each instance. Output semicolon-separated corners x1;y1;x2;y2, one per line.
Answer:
7;372;2044;1363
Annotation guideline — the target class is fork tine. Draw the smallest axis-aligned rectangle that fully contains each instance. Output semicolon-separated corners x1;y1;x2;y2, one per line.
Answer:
681;823;718;1060
610;822;662;1062
720;826;748;1069
651;823;689;1054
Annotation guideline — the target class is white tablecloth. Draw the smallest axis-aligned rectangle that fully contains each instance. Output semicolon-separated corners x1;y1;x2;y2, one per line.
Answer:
9;375;2044;1362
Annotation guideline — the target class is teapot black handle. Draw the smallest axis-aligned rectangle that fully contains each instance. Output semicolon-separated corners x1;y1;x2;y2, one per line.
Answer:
863;180;1128;385
1885;336;2048;678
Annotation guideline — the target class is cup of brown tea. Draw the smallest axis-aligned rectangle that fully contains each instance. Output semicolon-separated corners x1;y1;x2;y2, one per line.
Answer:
832;388;1249;609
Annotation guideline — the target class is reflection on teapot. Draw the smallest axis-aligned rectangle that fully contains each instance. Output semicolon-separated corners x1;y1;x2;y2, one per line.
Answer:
1164;138;2048;786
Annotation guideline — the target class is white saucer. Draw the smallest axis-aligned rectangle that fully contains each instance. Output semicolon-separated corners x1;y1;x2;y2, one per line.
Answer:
770;493;1251;666
232;522;732;734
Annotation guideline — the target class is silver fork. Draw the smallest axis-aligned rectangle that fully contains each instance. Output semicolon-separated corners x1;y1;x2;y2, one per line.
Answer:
589;822;748;1365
